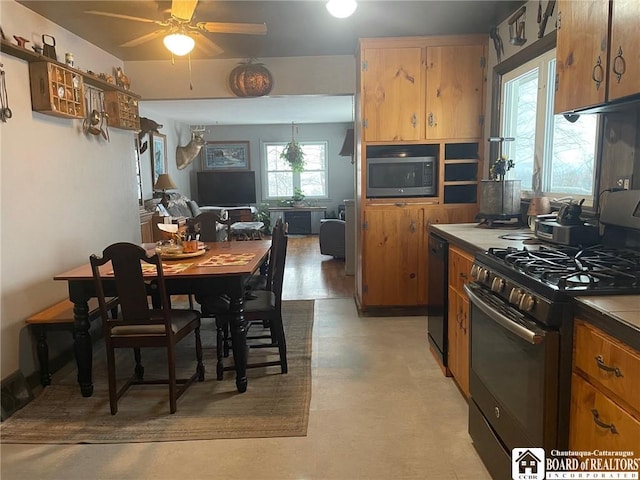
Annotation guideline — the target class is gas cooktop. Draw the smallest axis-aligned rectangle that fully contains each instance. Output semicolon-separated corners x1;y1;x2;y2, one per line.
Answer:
485;245;640;295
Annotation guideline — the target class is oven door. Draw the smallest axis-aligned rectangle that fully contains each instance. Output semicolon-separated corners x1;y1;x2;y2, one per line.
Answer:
465;283;560;452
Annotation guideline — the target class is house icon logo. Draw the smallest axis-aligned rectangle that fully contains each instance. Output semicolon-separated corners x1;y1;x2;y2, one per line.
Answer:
512;448;545;480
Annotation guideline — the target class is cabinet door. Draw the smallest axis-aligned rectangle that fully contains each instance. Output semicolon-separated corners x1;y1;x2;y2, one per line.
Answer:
447;288;460;380
362;47;424;142
608;0;640;101
425;45;485;140
555;0;610;113
570;373;640;451
362;206;425;306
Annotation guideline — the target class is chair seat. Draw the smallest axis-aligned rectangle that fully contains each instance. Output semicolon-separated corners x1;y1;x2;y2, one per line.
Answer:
111;310;199;336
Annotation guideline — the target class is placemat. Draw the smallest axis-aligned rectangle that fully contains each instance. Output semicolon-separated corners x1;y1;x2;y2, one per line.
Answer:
198;253;256;267
107;263;193;276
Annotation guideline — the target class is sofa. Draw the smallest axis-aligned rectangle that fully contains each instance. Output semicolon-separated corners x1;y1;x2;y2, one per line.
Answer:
145;193;228;241
319;219;346;258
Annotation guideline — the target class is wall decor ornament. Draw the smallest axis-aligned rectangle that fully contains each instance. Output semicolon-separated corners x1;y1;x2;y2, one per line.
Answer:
202;141;250;170
228;60;273;97
151;132;168;185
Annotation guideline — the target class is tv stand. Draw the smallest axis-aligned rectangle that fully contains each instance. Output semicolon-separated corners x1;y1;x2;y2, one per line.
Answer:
268;207;327;234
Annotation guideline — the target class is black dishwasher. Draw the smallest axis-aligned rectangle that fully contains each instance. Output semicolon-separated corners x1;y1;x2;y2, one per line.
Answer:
427;232;448;366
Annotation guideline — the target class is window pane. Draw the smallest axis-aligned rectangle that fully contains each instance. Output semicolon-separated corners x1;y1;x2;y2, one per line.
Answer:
268;171;293;198
503;68;538;191
263;141;328;199
301;171;326;196
544;60;596;197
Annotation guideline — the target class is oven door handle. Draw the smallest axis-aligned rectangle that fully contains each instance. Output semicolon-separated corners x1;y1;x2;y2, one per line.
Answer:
464;284;544;345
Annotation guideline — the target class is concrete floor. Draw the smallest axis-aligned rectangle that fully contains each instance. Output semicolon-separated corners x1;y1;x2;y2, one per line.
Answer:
1;237;491;479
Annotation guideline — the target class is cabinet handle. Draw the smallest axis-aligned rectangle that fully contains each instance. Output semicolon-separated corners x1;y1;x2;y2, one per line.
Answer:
428;112;436;127
411;113;417;128
591;56;604;90
557;11;561;30
594;355;623;377
612;46;626;83
590;409;619;434
409;221;417;233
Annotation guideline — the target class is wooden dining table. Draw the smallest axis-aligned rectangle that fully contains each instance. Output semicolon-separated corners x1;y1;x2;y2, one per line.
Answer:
53;240;272;397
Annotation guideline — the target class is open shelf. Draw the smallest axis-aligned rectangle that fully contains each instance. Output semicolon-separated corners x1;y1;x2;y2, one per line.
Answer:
443;142;480;204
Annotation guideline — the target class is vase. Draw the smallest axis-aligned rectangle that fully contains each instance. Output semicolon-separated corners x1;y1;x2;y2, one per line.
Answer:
479;180;521;217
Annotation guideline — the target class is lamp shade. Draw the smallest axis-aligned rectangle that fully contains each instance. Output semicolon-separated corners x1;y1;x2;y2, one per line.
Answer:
326;0;357;18
339;128;354;156
163;33;195;56
154;173;177;191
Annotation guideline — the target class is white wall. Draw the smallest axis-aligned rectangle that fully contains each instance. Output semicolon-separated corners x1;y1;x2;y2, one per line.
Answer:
0;1;140;379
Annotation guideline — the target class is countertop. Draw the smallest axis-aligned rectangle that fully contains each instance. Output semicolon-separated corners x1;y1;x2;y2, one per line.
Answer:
429;222;640;351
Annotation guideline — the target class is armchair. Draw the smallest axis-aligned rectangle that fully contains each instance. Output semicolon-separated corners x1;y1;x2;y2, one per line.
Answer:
319;219;346;258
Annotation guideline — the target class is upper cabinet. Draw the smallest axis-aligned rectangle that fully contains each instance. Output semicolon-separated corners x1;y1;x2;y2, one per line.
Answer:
555;0;640;114
360;36;486;143
425;45;485;140
362;46;424;142
608;0;640;101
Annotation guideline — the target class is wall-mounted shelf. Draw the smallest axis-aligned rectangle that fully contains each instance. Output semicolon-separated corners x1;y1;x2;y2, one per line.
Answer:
2;39;141;126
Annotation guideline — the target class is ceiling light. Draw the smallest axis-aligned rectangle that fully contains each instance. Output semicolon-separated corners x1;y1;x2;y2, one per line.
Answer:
163;33;195;56
326;0;357;18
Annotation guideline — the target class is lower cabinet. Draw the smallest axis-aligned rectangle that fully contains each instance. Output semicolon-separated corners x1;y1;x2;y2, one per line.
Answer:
140;210;154;244
447;245;473;397
570;319;640;450
359;204;476;310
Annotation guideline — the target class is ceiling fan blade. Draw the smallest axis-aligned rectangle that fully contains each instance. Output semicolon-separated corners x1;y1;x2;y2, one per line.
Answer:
198;22;267;35
171;0;198;21
84;10;159;24
195;34;224;57
120;30;165;48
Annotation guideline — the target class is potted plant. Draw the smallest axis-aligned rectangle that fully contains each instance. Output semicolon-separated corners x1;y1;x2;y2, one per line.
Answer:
292;187;305;206
281;123;305;172
479;153;521;219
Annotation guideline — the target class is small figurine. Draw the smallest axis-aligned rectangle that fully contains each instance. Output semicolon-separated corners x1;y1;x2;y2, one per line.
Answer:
13;36;29;48
115;67;130;90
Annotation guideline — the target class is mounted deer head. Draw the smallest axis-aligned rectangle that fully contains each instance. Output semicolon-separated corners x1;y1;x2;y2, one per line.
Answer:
176;129;206;170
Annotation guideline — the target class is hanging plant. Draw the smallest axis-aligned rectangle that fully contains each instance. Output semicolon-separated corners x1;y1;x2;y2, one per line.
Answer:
281;123;305;172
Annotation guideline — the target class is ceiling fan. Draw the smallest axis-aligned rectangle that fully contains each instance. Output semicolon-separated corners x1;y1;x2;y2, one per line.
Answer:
85;0;267;57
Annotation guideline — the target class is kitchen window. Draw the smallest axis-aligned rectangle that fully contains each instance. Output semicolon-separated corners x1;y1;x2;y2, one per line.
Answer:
263;141;328;199
500;49;599;204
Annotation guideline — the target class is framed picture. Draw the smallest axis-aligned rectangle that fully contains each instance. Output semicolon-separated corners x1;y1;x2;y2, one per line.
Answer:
202;141;250;170
151;132;168;185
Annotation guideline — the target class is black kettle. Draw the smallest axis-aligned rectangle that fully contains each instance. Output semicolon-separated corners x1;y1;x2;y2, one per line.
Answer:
557;199;584;225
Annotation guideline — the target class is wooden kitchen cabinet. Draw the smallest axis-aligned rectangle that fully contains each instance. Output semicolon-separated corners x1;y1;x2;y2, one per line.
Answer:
447;245;473;397
425;45;485;140
569;319;640;450
361;205;426;306
140;210;154;244
28;62;85;119
361;46;424;142
608;0;640;102
555;0;640;114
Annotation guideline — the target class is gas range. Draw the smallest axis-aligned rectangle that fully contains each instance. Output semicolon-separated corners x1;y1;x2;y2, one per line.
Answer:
471;190;640;326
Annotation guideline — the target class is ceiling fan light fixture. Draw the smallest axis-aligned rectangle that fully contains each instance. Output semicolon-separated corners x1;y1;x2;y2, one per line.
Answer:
326;0;357;18
163;32;195;56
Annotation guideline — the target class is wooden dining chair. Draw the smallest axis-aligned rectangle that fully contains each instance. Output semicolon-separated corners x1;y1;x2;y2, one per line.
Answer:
190;210;227;242
215;220;289;379
90;242;204;415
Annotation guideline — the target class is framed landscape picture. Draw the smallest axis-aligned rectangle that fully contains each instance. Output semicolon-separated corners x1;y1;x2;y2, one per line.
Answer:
151;132;167;185
202;141;250;170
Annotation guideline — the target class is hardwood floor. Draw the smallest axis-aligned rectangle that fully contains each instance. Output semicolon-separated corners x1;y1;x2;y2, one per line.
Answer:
283;235;354;301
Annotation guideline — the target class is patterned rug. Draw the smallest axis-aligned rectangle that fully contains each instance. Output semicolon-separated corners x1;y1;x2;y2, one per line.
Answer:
0;300;313;444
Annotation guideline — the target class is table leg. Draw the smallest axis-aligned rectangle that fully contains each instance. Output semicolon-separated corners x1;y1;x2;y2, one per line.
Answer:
228;289;248;393
72;299;93;397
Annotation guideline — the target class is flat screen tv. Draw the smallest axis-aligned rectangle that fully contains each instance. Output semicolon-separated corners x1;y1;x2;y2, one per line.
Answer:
197;171;257;206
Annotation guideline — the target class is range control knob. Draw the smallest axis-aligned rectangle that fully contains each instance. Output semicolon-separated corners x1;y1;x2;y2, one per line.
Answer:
519;294;536;312
508;288;522;305
470;265;480;281
479;268;490;283
491;276;505;293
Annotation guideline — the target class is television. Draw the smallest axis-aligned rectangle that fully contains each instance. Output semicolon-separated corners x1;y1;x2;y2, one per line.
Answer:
197;171;257;206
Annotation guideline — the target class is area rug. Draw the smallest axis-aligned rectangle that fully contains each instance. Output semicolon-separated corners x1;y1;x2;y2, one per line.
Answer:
0;300;313;444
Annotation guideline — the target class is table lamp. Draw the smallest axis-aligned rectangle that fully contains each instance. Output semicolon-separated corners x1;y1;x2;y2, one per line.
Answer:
527;197;551;231
154;173;177;209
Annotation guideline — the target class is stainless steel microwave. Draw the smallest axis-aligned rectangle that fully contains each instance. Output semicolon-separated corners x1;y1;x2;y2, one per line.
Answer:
366;156;437;198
